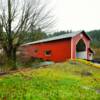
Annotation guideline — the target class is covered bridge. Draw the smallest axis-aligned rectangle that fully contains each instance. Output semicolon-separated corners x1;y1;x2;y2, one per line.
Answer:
21;31;94;62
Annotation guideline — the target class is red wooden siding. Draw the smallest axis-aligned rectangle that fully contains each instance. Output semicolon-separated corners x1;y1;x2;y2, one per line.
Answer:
23;39;71;62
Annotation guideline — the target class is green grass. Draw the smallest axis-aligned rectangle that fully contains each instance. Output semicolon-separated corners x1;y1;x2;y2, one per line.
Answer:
0;61;100;100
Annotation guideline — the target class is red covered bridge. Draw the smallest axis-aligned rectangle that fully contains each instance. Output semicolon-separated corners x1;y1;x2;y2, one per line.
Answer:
21;31;94;62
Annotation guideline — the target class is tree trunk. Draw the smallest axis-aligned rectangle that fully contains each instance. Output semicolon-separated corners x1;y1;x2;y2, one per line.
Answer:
12;48;17;69
4;0;17;70
4;47;17;70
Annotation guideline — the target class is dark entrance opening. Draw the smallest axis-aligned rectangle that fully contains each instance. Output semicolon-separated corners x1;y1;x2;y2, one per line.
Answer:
76;39;86;59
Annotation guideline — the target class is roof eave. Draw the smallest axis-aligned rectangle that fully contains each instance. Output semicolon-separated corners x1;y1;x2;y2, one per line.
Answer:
82;30;92;40
21;37;72;46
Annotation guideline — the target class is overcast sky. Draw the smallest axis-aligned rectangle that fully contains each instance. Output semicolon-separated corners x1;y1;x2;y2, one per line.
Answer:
49;0;100;31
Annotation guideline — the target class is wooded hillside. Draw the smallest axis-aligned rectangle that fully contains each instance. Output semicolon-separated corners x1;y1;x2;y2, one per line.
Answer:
87;30;100;48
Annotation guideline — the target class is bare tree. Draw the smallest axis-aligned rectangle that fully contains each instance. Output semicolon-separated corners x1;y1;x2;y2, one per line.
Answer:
0;0;54;69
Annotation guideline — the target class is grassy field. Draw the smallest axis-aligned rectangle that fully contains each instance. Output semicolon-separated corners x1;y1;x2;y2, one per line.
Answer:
0;61;100;100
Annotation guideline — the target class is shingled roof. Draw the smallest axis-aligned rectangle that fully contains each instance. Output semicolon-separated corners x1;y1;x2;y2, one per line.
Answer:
22;30;91;46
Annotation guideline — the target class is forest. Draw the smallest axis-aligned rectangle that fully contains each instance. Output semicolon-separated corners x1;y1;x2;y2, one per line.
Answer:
87;30;100;48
